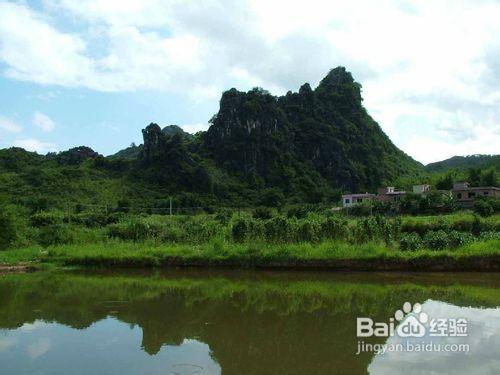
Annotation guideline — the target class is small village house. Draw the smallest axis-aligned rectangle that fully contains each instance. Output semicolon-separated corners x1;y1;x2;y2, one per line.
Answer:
341;182;498;210
341;193;375;208
413;184;431;194
452;182;500;208
377;186;406;203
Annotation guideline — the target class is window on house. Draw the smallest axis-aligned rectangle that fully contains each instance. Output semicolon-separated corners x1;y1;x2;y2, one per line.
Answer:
457;193;462;199
345;198;350;204
468;192;476;198
484;191;489;195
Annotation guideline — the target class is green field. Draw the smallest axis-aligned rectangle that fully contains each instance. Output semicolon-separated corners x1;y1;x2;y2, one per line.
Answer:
1;239;499;269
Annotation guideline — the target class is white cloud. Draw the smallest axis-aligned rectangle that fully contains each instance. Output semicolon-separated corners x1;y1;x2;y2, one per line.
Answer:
26;338;51;360
32;111;55;132
19;321;48;331
369;300;500;375
0;337;17;353
179;123;209;134
13;138;56;153
1;1;500;162
0;2;94;88
0;114;23;133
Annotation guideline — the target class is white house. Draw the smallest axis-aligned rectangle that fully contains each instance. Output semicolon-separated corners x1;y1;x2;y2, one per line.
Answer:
412;184;431;194
341;193;375;208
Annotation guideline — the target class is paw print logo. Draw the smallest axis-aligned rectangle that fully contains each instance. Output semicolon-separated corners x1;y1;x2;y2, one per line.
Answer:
395;302;428;338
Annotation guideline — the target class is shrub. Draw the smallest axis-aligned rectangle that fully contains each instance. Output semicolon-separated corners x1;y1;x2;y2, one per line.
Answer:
258;188;285;207
115;199;131;213
158;224;184;243
71;211;111;227
354;216;396;243
399;233;423;251
38;224;75;247
474;198;494;217
215;208;233;224
448;231;474;248
286;205;309;219
471;215;490;235
0;207;17;250
183;217;221;243
252;206;275;220
30;211;63;227
265;216;292;242
479;231;500;241
423;230;449;250
297;221;321;242
232;218;248;243
107;219;155;241
347;201;373;217
247;218;266;241
321;217;348;240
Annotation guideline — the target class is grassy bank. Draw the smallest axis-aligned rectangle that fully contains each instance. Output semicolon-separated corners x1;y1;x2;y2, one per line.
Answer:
1;210;499;271
1;238;499;271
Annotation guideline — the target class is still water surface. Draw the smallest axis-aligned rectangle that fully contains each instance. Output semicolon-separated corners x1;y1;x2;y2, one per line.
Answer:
0;270;498;374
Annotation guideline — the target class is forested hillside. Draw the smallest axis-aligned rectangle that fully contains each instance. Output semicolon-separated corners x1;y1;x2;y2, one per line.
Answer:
0;67;448;211
426;155;500;173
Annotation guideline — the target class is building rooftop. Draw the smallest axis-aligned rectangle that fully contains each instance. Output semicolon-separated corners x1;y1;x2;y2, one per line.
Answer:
453;186;500;191
341;193;375;198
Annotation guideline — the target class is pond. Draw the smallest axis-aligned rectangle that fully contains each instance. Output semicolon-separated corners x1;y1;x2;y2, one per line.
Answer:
0;269;498;374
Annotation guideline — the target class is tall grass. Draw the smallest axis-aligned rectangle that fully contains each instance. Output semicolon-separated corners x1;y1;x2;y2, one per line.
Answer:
1;238;498;267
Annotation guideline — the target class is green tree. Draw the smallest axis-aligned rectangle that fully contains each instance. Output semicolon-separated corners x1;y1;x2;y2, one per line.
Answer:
474;198;494;217
258;188;285;207
0;206;17;250
481;169;497;186
435;174;453;190
468;168;482;186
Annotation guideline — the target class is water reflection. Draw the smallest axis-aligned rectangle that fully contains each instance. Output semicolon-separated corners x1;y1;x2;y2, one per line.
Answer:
368;301;500;375
0;319;220;375
0;270;498;374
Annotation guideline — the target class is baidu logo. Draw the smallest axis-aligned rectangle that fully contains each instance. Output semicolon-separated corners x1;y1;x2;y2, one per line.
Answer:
356;301;465;338
395;302;428;338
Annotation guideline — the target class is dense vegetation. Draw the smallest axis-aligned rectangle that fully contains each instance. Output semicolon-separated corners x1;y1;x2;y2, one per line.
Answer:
0;66;498;269
1;203;498;269
426;154;500;173
1;67;498;213
0;67;429;211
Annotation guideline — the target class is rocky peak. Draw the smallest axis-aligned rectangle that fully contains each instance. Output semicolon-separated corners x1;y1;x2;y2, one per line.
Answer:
139;123;167;162
56;146;100;165
319;66;354;85
162;125;190;138
315;66;362;107
298;83;313;95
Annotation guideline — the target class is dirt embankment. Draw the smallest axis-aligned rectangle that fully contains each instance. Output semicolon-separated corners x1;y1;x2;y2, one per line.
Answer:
0;263;38;274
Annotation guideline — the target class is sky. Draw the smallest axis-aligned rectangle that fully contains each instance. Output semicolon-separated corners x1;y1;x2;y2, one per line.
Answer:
0;0;499;164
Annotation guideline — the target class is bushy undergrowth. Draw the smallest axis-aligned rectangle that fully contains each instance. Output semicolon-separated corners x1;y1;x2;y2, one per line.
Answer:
0;205;499;253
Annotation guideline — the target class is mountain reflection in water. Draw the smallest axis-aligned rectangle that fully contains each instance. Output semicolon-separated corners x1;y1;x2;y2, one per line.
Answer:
0;270;498;374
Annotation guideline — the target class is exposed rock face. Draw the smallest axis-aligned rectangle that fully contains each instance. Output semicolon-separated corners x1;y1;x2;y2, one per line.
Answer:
203;66;422;191
162;125;190;138
140;123;193;163
138;122;211;191
130;67;422;194
56;146;100;165
205;88;295;185
139;123;167;162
